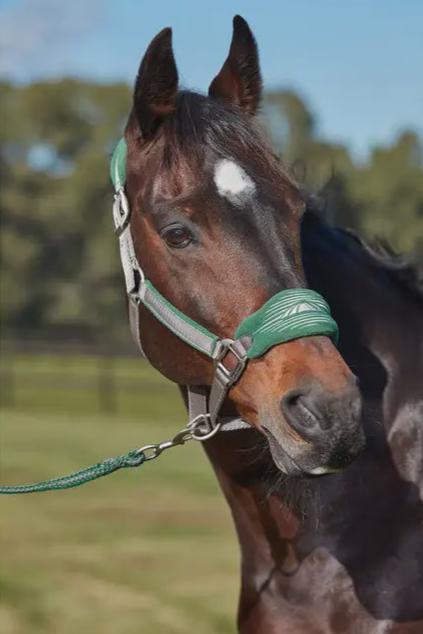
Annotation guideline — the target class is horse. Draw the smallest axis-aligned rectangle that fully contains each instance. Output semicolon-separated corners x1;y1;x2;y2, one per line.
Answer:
114;15;363;478
111;14;421;633
200;19;423;634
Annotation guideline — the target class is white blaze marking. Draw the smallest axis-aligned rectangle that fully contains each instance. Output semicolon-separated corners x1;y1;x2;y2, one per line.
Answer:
214;159;255;202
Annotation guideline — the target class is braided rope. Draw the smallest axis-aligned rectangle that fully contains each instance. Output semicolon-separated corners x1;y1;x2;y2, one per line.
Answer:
0;450;145;494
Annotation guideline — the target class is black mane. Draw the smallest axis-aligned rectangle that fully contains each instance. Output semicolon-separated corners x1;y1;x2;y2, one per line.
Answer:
304;200;423;306
338;226;423;305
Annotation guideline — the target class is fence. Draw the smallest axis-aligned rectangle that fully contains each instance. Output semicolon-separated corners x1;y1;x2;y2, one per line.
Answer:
0;336;179;418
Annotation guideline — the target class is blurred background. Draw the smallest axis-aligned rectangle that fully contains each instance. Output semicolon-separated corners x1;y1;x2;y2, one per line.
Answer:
1;1;422;633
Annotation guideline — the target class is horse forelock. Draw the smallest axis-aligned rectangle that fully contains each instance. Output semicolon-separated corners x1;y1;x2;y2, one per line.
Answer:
134;90;302;210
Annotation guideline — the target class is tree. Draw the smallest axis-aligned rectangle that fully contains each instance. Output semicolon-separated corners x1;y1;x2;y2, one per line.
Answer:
1;81;421;341
263;89;423;262
1;80;131;340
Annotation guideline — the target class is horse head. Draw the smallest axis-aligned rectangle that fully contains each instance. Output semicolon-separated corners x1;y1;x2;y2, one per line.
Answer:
117;16;364;475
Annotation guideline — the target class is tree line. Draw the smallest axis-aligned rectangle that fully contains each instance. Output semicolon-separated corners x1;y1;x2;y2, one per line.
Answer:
1;79;422;342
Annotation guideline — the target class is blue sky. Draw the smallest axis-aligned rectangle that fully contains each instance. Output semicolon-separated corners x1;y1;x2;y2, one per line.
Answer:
1;0;422;158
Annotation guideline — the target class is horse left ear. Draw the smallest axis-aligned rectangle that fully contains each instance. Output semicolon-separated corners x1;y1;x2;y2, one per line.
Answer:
132;27;178;139
209;15;262;115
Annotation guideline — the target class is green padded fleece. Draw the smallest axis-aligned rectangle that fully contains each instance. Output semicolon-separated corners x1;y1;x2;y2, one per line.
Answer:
110;137;127;191
236;288;339;358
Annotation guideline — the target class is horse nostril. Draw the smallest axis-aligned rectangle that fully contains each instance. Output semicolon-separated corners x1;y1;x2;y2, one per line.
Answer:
284;390;302;410
281;388;322;440
281;382;362;444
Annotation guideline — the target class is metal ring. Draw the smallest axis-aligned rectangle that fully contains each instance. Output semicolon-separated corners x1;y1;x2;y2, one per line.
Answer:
189;415;222;441
213;338;234;363
136;444;160;461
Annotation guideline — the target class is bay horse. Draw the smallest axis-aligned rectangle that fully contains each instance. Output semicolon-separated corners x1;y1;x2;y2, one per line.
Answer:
112;15;422;634
201;18;423;634
114;16;364;477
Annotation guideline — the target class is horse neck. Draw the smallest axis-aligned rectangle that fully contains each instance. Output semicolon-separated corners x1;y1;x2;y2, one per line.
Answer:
200;213;423;600
301;211;423;407
300;213;423;506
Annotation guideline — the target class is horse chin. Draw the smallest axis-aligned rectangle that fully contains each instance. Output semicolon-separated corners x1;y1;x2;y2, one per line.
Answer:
263;427;339;477
263;427;303;476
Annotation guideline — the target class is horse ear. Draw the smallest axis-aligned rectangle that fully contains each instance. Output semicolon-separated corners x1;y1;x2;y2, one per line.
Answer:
208;15;262;114
133;27;178;138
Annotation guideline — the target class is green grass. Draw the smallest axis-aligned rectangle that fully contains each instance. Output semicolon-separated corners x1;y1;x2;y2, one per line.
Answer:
0;354;239;634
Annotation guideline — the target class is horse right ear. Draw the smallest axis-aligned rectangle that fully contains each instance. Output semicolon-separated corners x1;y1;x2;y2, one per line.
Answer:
209;15;262;114
132;28;178;139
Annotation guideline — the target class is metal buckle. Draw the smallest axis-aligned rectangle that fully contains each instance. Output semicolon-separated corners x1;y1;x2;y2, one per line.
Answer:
136;427;193;461
113;189;131;236
214;339;248;387
128;292;141;307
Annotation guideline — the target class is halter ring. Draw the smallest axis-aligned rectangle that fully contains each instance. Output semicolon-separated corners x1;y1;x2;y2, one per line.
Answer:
189;415;221;441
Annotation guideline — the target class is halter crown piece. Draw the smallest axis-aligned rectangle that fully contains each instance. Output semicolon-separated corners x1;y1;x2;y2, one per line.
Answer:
111;138;339;437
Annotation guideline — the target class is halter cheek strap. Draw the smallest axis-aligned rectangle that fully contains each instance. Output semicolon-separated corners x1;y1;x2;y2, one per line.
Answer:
110;138;339;439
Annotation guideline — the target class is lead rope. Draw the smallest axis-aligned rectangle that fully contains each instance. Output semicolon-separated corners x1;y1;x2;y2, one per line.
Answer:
0;376;246;494
0;451;146;494
0;425;197;494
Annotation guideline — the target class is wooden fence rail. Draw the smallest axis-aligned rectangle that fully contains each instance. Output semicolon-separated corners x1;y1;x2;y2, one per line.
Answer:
0;338;176;417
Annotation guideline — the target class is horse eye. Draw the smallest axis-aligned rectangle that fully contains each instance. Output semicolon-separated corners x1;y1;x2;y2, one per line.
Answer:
161;224;193;249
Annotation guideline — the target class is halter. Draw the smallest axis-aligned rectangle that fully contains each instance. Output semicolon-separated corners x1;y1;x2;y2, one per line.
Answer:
111;138;339;439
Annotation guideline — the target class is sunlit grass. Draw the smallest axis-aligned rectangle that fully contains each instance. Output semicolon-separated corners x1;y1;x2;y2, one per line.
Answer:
0;355;239;633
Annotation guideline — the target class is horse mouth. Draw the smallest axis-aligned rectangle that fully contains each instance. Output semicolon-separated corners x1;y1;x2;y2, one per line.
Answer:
262;426;303;475
262;426;338;476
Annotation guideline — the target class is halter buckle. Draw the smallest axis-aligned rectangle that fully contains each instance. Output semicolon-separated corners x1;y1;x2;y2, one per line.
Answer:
214;339;248;387
113;189;131;236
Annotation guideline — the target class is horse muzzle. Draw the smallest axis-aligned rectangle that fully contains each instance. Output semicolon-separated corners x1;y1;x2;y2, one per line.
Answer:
262;378;365;476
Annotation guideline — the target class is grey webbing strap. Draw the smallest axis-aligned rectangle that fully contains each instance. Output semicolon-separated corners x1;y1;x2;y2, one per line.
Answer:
114;189;220;359
209;380;231;426
113;192;142;296
187;385;251;433
138;282;220;358
187;386;208;421
128;299;145;356
220;417;251;431
186;339;249;435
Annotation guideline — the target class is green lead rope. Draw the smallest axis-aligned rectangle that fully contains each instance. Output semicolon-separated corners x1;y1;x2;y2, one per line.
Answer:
0;450;145;494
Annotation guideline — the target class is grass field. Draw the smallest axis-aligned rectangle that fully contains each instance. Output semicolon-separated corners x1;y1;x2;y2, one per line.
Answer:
0;354;239;634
